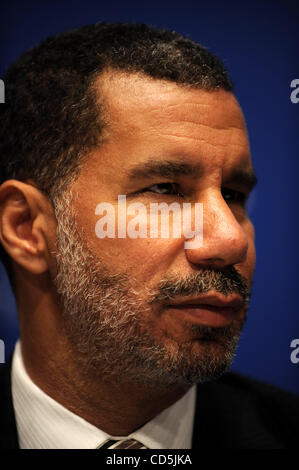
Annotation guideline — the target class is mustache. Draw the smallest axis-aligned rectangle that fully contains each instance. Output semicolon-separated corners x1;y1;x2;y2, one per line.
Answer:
149;266;250;304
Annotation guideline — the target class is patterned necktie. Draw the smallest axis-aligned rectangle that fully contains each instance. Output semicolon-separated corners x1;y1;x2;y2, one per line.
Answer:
97;438;148;449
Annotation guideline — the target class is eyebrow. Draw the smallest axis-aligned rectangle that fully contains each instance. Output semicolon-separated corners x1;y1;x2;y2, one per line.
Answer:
126;160;202;180
225;168;258;192
126;159;258;191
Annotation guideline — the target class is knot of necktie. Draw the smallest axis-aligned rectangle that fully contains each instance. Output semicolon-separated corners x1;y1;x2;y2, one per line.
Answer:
97;438;148;449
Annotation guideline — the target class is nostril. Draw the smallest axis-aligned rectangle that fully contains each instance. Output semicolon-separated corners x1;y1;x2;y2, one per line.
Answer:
184;213;249;268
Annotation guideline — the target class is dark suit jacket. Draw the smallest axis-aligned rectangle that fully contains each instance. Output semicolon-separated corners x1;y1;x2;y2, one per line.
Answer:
1;357;298;449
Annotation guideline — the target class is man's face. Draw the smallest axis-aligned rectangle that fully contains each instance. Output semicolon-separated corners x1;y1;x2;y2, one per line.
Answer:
52;73;256;388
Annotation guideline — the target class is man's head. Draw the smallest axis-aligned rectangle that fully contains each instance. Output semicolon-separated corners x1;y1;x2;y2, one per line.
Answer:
0;23;256;389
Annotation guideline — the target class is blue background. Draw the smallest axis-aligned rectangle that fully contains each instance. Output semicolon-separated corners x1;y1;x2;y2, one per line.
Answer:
0;0;298;394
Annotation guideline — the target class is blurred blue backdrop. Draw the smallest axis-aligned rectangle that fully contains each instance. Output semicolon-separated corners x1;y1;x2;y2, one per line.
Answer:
0;0;298;394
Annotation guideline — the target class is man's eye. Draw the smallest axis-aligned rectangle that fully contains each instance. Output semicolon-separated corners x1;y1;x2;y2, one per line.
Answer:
222;188;247;205
142;183;183;196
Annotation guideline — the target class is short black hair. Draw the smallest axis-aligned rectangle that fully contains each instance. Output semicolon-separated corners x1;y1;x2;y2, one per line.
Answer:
0;22;233;286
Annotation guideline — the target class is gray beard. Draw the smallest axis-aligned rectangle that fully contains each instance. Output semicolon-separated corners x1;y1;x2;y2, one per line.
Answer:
52;189;250;388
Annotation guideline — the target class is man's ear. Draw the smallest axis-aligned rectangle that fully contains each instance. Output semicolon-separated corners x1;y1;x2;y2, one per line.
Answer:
0;179;55;274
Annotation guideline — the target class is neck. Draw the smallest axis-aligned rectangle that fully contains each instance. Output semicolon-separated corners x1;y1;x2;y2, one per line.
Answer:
21;338;189;435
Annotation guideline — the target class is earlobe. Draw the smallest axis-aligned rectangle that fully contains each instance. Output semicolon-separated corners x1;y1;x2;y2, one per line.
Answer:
0;180;49;274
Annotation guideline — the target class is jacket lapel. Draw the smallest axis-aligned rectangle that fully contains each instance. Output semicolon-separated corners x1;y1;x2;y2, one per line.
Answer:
192;373;286;449
0;357;19;449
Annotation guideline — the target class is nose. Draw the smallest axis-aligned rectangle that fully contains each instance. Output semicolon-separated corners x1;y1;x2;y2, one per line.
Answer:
185;190;248;269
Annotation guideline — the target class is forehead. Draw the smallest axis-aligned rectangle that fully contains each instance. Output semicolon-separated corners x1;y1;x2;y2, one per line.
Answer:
98;71;247;134
87;72;252;182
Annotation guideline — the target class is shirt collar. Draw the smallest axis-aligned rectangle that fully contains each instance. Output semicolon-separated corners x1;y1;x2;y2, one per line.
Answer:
12;340;196;449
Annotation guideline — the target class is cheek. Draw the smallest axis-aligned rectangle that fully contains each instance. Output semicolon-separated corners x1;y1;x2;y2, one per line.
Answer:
90;229;182;282
242;218;256;282
91;202;185;278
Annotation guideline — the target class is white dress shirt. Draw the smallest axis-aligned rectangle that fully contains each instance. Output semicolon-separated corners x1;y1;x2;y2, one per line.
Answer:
11;341;196;449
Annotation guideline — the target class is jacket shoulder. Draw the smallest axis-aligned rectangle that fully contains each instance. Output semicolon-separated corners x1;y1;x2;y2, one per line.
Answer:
220;371;299;409
193;371;299;449
0;358;19;449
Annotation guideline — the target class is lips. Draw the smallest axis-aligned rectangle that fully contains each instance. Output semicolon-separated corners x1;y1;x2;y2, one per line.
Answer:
166;293;243;310
164;293;244;327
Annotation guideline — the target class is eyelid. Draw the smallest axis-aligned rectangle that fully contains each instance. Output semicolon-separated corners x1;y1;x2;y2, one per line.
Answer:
221;187;248;205
139;182;183;196
134;184;249;204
